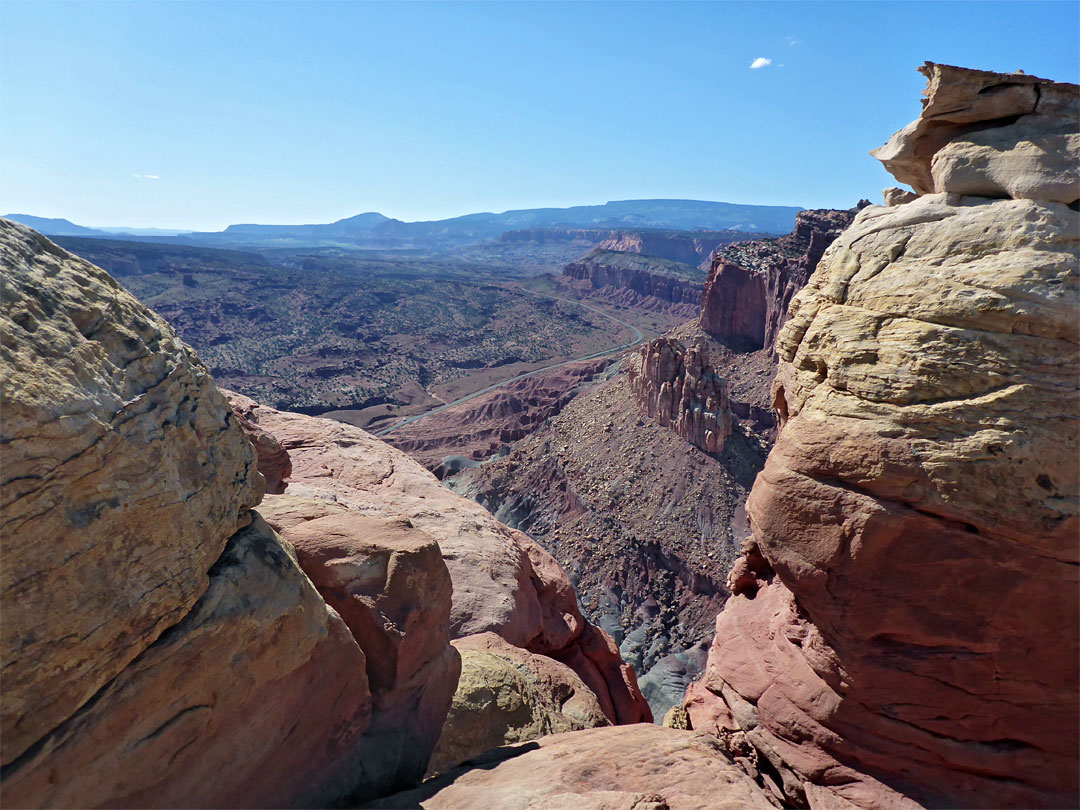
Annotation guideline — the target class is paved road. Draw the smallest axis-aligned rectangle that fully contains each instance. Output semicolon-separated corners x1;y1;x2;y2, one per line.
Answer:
373;288;644;438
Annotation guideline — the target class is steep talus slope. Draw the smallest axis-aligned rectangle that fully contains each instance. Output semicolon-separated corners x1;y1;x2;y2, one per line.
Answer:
685;63;1079;809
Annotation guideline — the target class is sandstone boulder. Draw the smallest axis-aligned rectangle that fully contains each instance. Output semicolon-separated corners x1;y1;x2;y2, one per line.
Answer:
374;725;776;810
1;515;374;809
232;396;652;725
686;64;1079;810
0;219;261;766
428;632;610;776
259;499;460;796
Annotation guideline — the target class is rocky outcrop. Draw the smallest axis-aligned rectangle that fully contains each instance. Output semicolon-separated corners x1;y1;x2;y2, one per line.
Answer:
231;393;293;492
2;515;375;809
699;207;857;352
564;258;705;309
629;336;732;453
685;63;1079;810
258;498;461;796
428;632;611;775
872;62;1079;204
0;220;386;807
375;725;777;810
230;394;652;725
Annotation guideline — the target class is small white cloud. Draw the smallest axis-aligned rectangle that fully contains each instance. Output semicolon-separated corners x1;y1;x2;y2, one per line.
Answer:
787;36;801;46
750;57;772;69
132;173;160;180
145;174;160;180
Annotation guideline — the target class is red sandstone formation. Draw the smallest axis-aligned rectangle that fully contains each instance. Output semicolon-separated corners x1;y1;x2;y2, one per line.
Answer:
699;207;857;352
229;393;652;726
684;63;1079;809
628;336;732;453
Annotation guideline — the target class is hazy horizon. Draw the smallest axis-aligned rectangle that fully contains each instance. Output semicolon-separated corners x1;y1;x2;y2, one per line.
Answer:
3;0;1078;231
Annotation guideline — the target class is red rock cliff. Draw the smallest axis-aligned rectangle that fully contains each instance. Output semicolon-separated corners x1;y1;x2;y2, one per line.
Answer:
685;63;1079;810
698;207;856;352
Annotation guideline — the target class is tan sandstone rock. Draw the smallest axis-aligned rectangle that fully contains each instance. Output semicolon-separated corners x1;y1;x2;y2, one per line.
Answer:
686;63;1079;810
0;219;262;766
1;515;374;809
229;393;652;725
374;725;777;810
872;62;1079;203
427;632;611;776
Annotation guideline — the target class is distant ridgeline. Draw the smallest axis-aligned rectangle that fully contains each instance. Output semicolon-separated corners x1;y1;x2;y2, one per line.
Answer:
5;199;801;251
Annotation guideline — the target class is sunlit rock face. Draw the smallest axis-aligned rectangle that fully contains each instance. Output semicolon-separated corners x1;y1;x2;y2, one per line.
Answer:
685;63;1079;810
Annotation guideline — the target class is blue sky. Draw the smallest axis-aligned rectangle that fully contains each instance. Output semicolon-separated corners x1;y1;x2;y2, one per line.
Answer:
2;1;1077;230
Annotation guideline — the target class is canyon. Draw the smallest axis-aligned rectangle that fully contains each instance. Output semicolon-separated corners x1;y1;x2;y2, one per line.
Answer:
0;59;1076;810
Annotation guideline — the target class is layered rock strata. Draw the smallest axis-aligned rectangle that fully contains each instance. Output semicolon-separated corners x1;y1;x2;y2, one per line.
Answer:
383;357;612;472
700;207;857;352
564;259;705;309
629;336;732;453
228;392;652;726
685;63;1079;810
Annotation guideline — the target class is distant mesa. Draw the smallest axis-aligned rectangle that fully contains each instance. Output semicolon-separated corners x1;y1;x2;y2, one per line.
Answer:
6;199;803;251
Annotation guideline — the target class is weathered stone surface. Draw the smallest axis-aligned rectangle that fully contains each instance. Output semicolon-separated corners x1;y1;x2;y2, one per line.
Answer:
0;218;262;766
428;632;610;776
882;187;917;207
629;336;732;453
233;397;652;725
871;62;1080;203
687;64;1079;810
374;725;777;810
259;500;460;796
230;391;292;493
0;515;374;809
